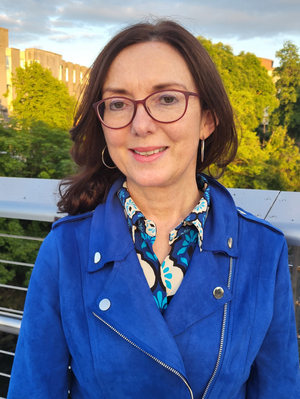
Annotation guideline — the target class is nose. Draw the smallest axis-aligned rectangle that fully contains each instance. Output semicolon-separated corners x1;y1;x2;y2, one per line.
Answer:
130;103;156;137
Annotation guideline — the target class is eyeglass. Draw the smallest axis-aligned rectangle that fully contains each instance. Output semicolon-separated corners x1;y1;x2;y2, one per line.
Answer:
93;89;200;129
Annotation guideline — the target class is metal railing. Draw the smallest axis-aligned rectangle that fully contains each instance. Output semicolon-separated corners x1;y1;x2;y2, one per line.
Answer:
0;177;300;398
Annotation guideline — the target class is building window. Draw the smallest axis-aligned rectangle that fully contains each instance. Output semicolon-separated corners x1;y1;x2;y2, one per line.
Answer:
80;72;83;84
73;70;76;83
65;68;69;82
6;56;10;70
59;65;63;81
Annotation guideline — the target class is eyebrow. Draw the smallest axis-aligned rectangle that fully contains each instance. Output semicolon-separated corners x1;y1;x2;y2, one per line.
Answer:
102;82;189;97
152;82;188;91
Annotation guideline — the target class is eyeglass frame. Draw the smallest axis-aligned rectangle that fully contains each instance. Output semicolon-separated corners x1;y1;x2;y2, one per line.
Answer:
92;89;200;129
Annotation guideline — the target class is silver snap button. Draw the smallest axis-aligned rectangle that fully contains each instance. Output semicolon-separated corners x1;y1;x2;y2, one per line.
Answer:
213;287;224;299
99;298;111;311
227;237;233;249
94;252;101;263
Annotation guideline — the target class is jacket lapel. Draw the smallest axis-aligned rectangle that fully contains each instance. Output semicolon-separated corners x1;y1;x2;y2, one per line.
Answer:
87;179;187;376
164;249;233;336
90;249;187;376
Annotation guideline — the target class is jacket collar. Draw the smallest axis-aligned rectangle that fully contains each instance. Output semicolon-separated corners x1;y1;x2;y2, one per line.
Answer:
87;175;239;273
87;178;134;272
202;175;239;258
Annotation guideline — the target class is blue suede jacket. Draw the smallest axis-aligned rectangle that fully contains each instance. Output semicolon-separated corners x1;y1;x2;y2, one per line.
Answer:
8;176;300;398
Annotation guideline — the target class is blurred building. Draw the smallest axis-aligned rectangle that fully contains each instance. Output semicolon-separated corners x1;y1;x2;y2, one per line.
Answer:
258;58;274;76
0;27;89;114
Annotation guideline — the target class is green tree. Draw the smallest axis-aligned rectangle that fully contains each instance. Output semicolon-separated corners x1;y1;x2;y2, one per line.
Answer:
221;126;300;191
264;126;300;191
271;41;300;139
198;37;283;189
8;62;75;131
198;37;277;133
0;218;50;306
0;117;75;291
0;118;75;179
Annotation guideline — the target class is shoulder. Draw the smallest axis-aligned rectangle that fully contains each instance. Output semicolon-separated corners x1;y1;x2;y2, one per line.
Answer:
52;211;94;230
235;206;284;237
203;174;285;253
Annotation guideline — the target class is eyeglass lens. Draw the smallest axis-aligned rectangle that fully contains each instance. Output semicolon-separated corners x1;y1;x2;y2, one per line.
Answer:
98;90;187;128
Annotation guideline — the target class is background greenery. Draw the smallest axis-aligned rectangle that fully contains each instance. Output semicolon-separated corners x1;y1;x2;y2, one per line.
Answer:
199;37;300;190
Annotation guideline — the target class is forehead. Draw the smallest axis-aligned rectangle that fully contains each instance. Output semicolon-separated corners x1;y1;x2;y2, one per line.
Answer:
103;41;196;94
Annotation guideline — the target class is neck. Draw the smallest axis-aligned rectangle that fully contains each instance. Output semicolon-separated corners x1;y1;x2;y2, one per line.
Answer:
127;175;201;229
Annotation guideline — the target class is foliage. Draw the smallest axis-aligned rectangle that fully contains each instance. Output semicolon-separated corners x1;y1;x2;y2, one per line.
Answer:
0;118;75;179
264;127;300;191
221;127;300;191
0;117;75;290
9;62;75;131
220;129;269;189
199;37;300;191
271;41;300;139
0;218;49;288
198;37;277;132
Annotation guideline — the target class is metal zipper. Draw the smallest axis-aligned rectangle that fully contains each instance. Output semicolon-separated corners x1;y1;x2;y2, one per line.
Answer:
202;257;233;399
92;311;194;399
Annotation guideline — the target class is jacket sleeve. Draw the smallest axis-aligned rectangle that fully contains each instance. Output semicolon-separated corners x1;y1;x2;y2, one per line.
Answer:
246;238;300;398
7;230;70;399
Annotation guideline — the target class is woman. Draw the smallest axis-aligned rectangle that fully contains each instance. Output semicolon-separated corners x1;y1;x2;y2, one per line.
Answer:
8;20;300;398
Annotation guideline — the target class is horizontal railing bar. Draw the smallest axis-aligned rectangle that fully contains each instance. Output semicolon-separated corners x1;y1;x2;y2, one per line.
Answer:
0;284;27;292
0;311;22;320
0;259;34;267
0;313;22;335
0;233;44;241
0;307;23;315
0;349;15;356
0;372;11;378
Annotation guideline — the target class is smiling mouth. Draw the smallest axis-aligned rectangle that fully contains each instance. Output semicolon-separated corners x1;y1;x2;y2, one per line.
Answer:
132;147;167;156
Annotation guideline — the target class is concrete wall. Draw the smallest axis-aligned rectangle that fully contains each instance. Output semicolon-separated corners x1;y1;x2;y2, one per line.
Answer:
25;48;63;79
0;28;8;48
0;28;8;110
0;46;7;109
10;48;20;103
62;61;74;96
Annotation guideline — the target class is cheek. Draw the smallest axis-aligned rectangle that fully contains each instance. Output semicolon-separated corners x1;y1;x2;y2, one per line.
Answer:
103;128;126;150
168;120;201;145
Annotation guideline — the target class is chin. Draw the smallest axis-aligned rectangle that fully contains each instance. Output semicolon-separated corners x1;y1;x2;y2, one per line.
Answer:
128;172;174;189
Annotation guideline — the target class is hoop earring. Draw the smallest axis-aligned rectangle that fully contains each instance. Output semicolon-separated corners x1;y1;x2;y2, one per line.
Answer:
201;139;205;163
102;145;117;169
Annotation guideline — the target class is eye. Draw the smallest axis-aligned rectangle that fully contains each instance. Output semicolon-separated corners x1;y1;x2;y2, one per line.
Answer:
109;100;126;110
159;95;177;105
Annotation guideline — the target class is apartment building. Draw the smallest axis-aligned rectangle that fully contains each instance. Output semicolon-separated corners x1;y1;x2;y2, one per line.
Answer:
0;27;89;114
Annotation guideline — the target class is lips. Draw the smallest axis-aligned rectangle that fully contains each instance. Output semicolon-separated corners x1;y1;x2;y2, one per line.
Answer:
132;147;167;156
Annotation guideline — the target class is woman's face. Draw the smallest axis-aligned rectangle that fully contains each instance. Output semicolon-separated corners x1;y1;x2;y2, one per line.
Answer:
102;41;214;193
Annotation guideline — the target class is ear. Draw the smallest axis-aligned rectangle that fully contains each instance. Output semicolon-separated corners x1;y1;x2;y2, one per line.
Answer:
200;110;217;140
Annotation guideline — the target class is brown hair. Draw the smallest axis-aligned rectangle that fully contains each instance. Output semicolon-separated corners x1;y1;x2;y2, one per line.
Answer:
58;19;238;215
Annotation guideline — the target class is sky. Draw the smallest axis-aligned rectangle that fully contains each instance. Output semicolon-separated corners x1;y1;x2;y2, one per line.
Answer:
1;0;300;69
